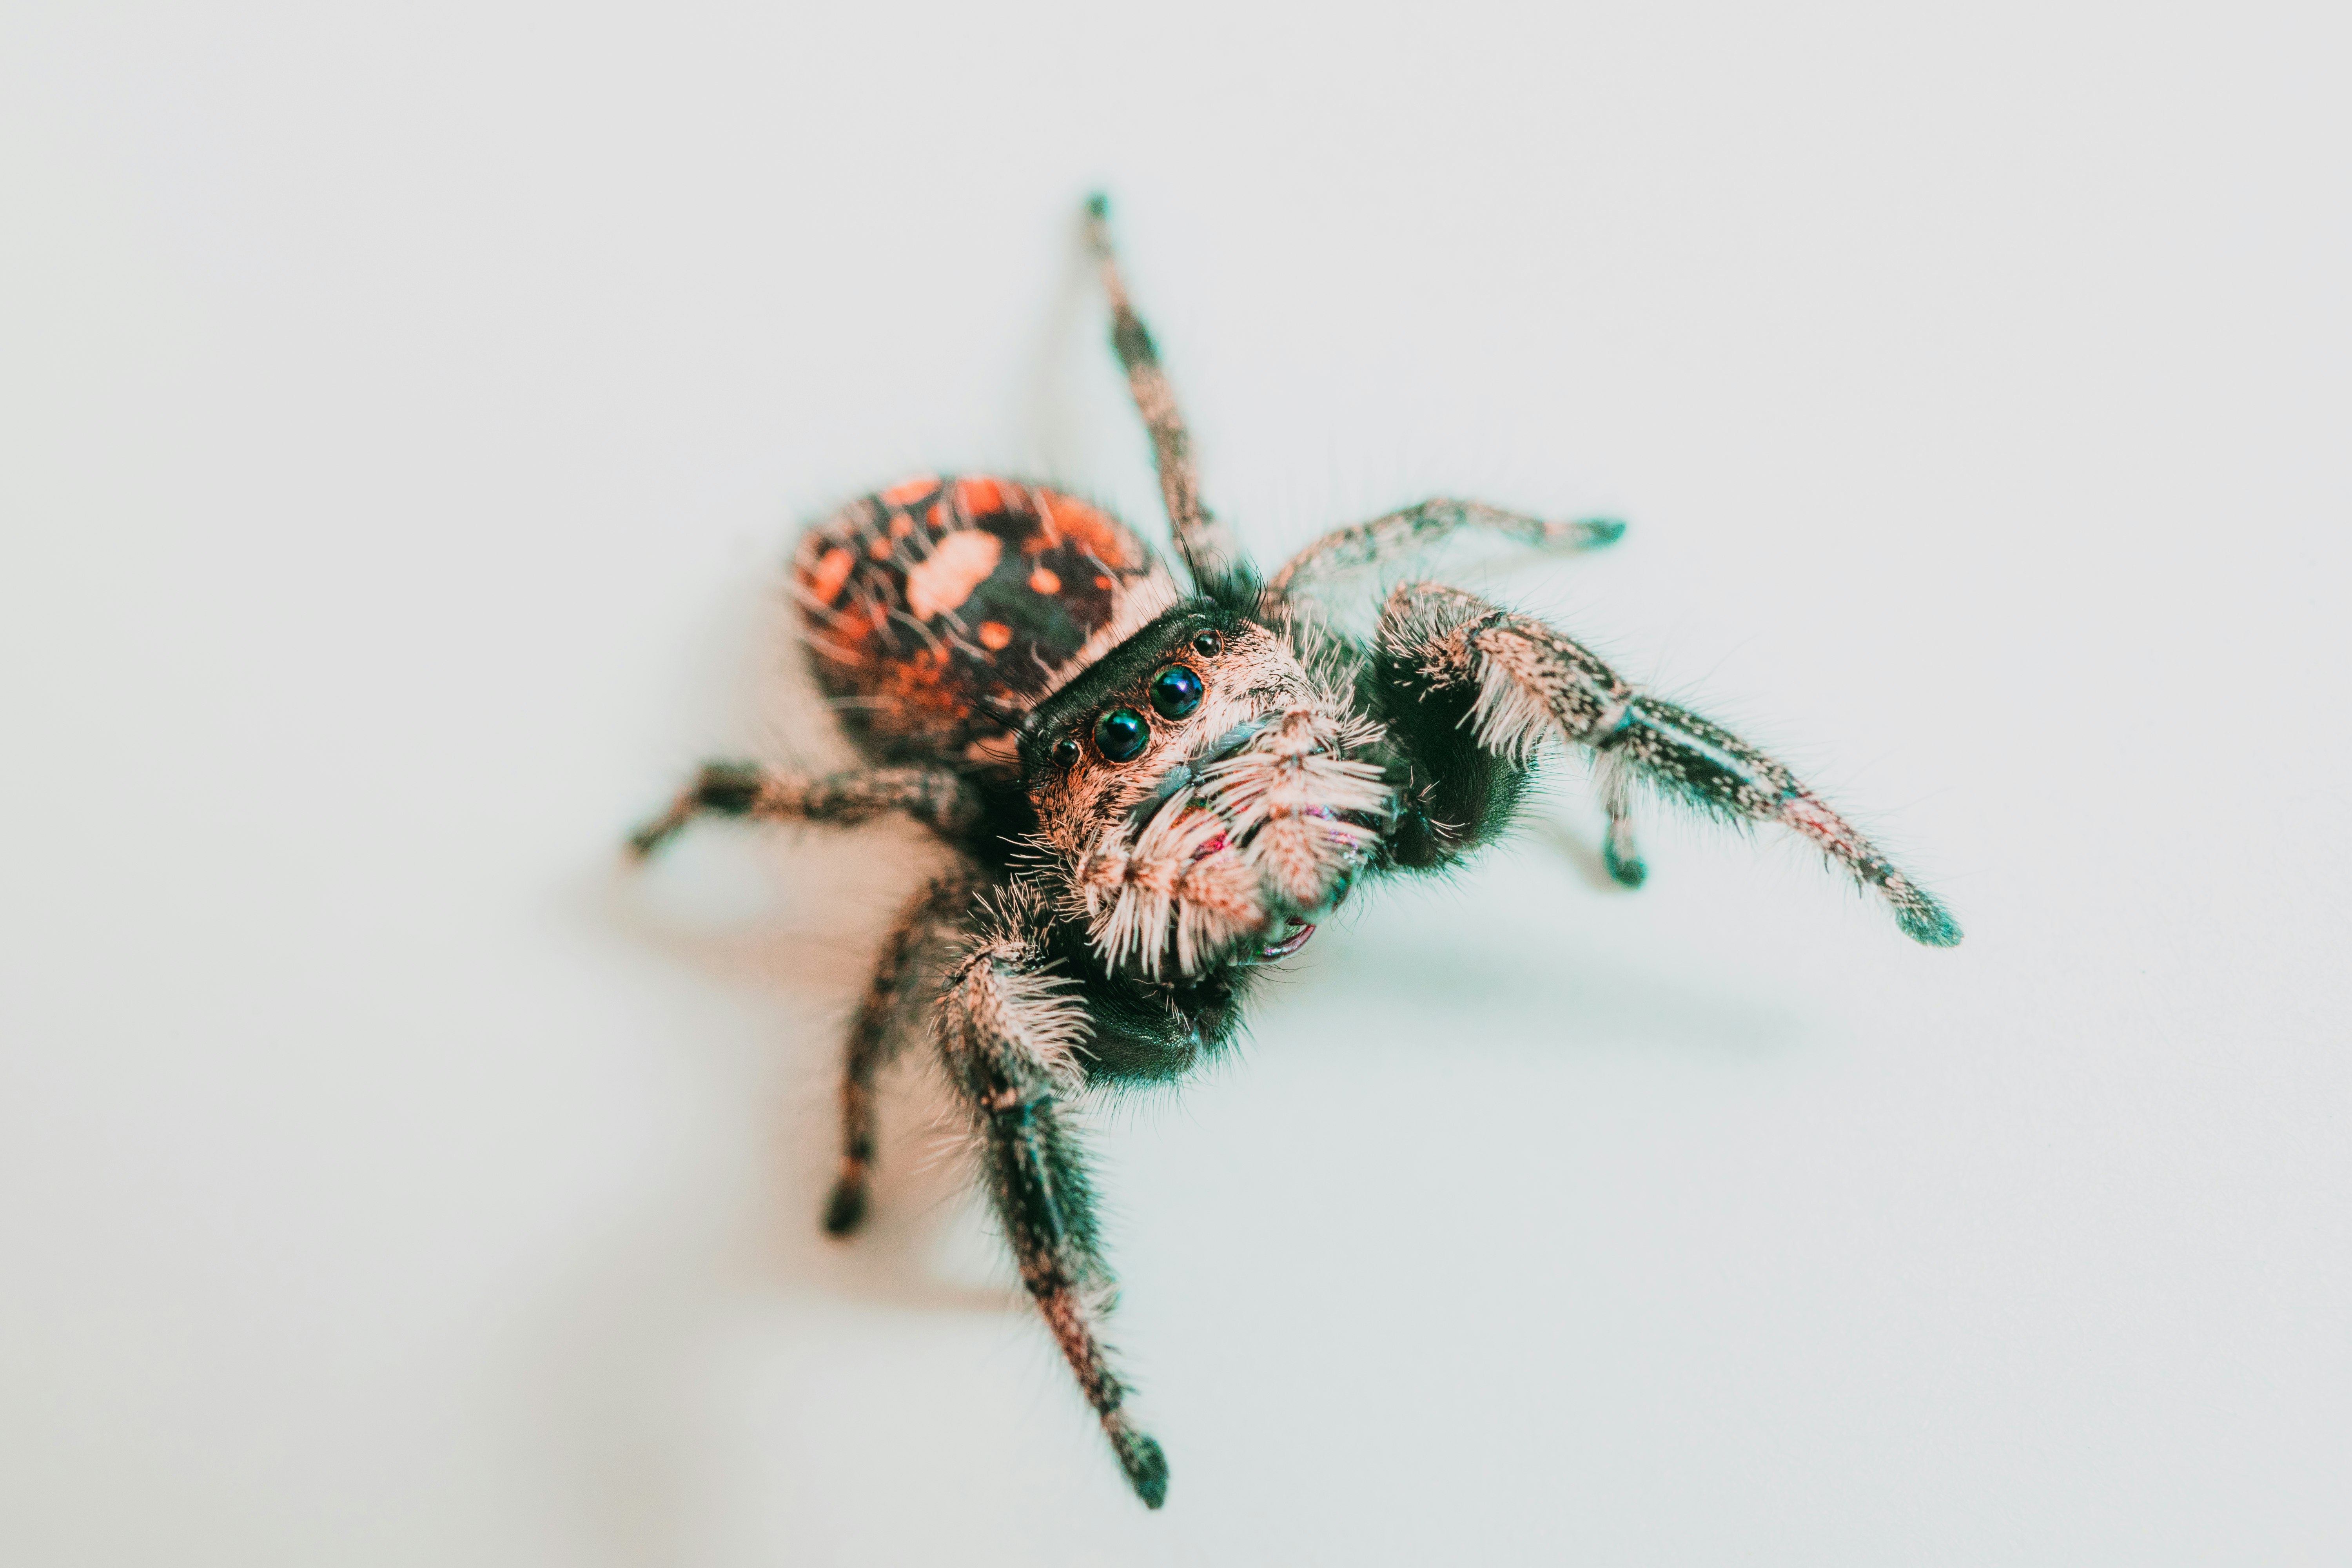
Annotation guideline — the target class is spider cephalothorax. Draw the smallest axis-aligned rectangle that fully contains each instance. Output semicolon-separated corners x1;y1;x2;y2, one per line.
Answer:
630;194;1960;1510
1020;601;1390;979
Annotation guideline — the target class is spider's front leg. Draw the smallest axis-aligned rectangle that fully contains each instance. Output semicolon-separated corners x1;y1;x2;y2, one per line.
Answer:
1376;581;1960;945
935;886;1170;1508
626;760;980;857
1267;497;1626;598
1084;193;1237;585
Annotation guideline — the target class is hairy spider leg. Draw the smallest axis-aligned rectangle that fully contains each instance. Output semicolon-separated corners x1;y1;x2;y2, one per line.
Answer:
935;891;1170;1508
1265;497;1626;597
1083;194;1239;588
626;760;981;857
1377;581;1960;945
1270;502;1632;880
823;872;978;1235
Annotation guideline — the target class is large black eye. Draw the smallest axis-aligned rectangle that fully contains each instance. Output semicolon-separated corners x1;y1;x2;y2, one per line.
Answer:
1051;737;1081;769
1092;706;1150;762
1149;664;1204;719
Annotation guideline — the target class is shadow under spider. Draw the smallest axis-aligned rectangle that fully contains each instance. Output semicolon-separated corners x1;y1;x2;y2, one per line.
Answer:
589;844;1026;1316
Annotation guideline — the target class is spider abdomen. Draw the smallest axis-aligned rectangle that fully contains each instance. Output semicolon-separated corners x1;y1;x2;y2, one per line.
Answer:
791;475;1172;768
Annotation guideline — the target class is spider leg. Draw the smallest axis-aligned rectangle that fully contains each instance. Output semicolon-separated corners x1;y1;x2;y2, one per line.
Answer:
1266;498;1625;598
1596;753;1648;889
935;884;1170;1508
1377;581;1959;944
626;761;980;857
821;871;982;1236
1083;193;1239;587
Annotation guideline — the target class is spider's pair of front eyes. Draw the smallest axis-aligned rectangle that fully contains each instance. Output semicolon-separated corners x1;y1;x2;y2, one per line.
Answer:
1053;631;1221;768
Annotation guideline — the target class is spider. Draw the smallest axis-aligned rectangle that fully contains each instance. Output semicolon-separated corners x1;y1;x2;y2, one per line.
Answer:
628;194;1960;1510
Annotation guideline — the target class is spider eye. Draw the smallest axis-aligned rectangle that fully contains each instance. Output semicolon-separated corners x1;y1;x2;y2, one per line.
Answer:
1092;706;1150;762
1191;630;1223;658
1050;737;1081;769
1149;664;1204;720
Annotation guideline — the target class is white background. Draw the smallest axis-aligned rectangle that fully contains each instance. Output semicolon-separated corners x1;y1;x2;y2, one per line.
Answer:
5;4;2347;1563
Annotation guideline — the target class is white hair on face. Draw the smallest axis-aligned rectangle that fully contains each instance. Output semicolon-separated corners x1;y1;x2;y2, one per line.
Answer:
1071;697;1393;975
1073;788;1264;979
1195;707;1388;911
1036;611;1399;979
1198;635;1391;911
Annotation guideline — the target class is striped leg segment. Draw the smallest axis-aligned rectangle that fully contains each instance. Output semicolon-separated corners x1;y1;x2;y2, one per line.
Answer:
627;761;980;857
1267;497;1625;598
1083;193;1238;587
1378;581;1960;945
935;885;1169;1508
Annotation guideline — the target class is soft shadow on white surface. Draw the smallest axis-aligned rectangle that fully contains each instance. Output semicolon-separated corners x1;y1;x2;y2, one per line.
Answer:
509;865;1016;1568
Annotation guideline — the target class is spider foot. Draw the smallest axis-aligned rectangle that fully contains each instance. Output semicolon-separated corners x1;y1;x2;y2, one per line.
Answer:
626;761;766;858
1105;1411;1169;1508
820;1169;870;1237
1886;880;1963;948
1602;805;1646;889
625;802;691;859
1576;516;1628;548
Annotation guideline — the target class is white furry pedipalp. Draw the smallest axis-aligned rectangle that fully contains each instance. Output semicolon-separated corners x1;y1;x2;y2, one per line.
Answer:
1073;789;1265;978
1195;706;1389;911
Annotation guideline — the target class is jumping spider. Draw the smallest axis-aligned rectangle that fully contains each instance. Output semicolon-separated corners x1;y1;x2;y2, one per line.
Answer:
630;195;1960;1510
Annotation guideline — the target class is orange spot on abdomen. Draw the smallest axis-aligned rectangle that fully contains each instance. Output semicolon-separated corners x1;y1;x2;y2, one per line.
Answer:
955;476;1005;517
805;547;855;604
1038;492;1135;568
904;529;1002;618
977;621;1013;650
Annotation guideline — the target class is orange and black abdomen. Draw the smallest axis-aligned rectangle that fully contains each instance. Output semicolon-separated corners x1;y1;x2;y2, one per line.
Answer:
792;475;1169;768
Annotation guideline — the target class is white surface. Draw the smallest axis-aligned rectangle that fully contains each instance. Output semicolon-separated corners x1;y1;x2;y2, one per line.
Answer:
5;4;2347;1563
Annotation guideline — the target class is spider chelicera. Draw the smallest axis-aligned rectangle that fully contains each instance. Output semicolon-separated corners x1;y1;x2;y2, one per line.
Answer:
630;194;1960;1509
